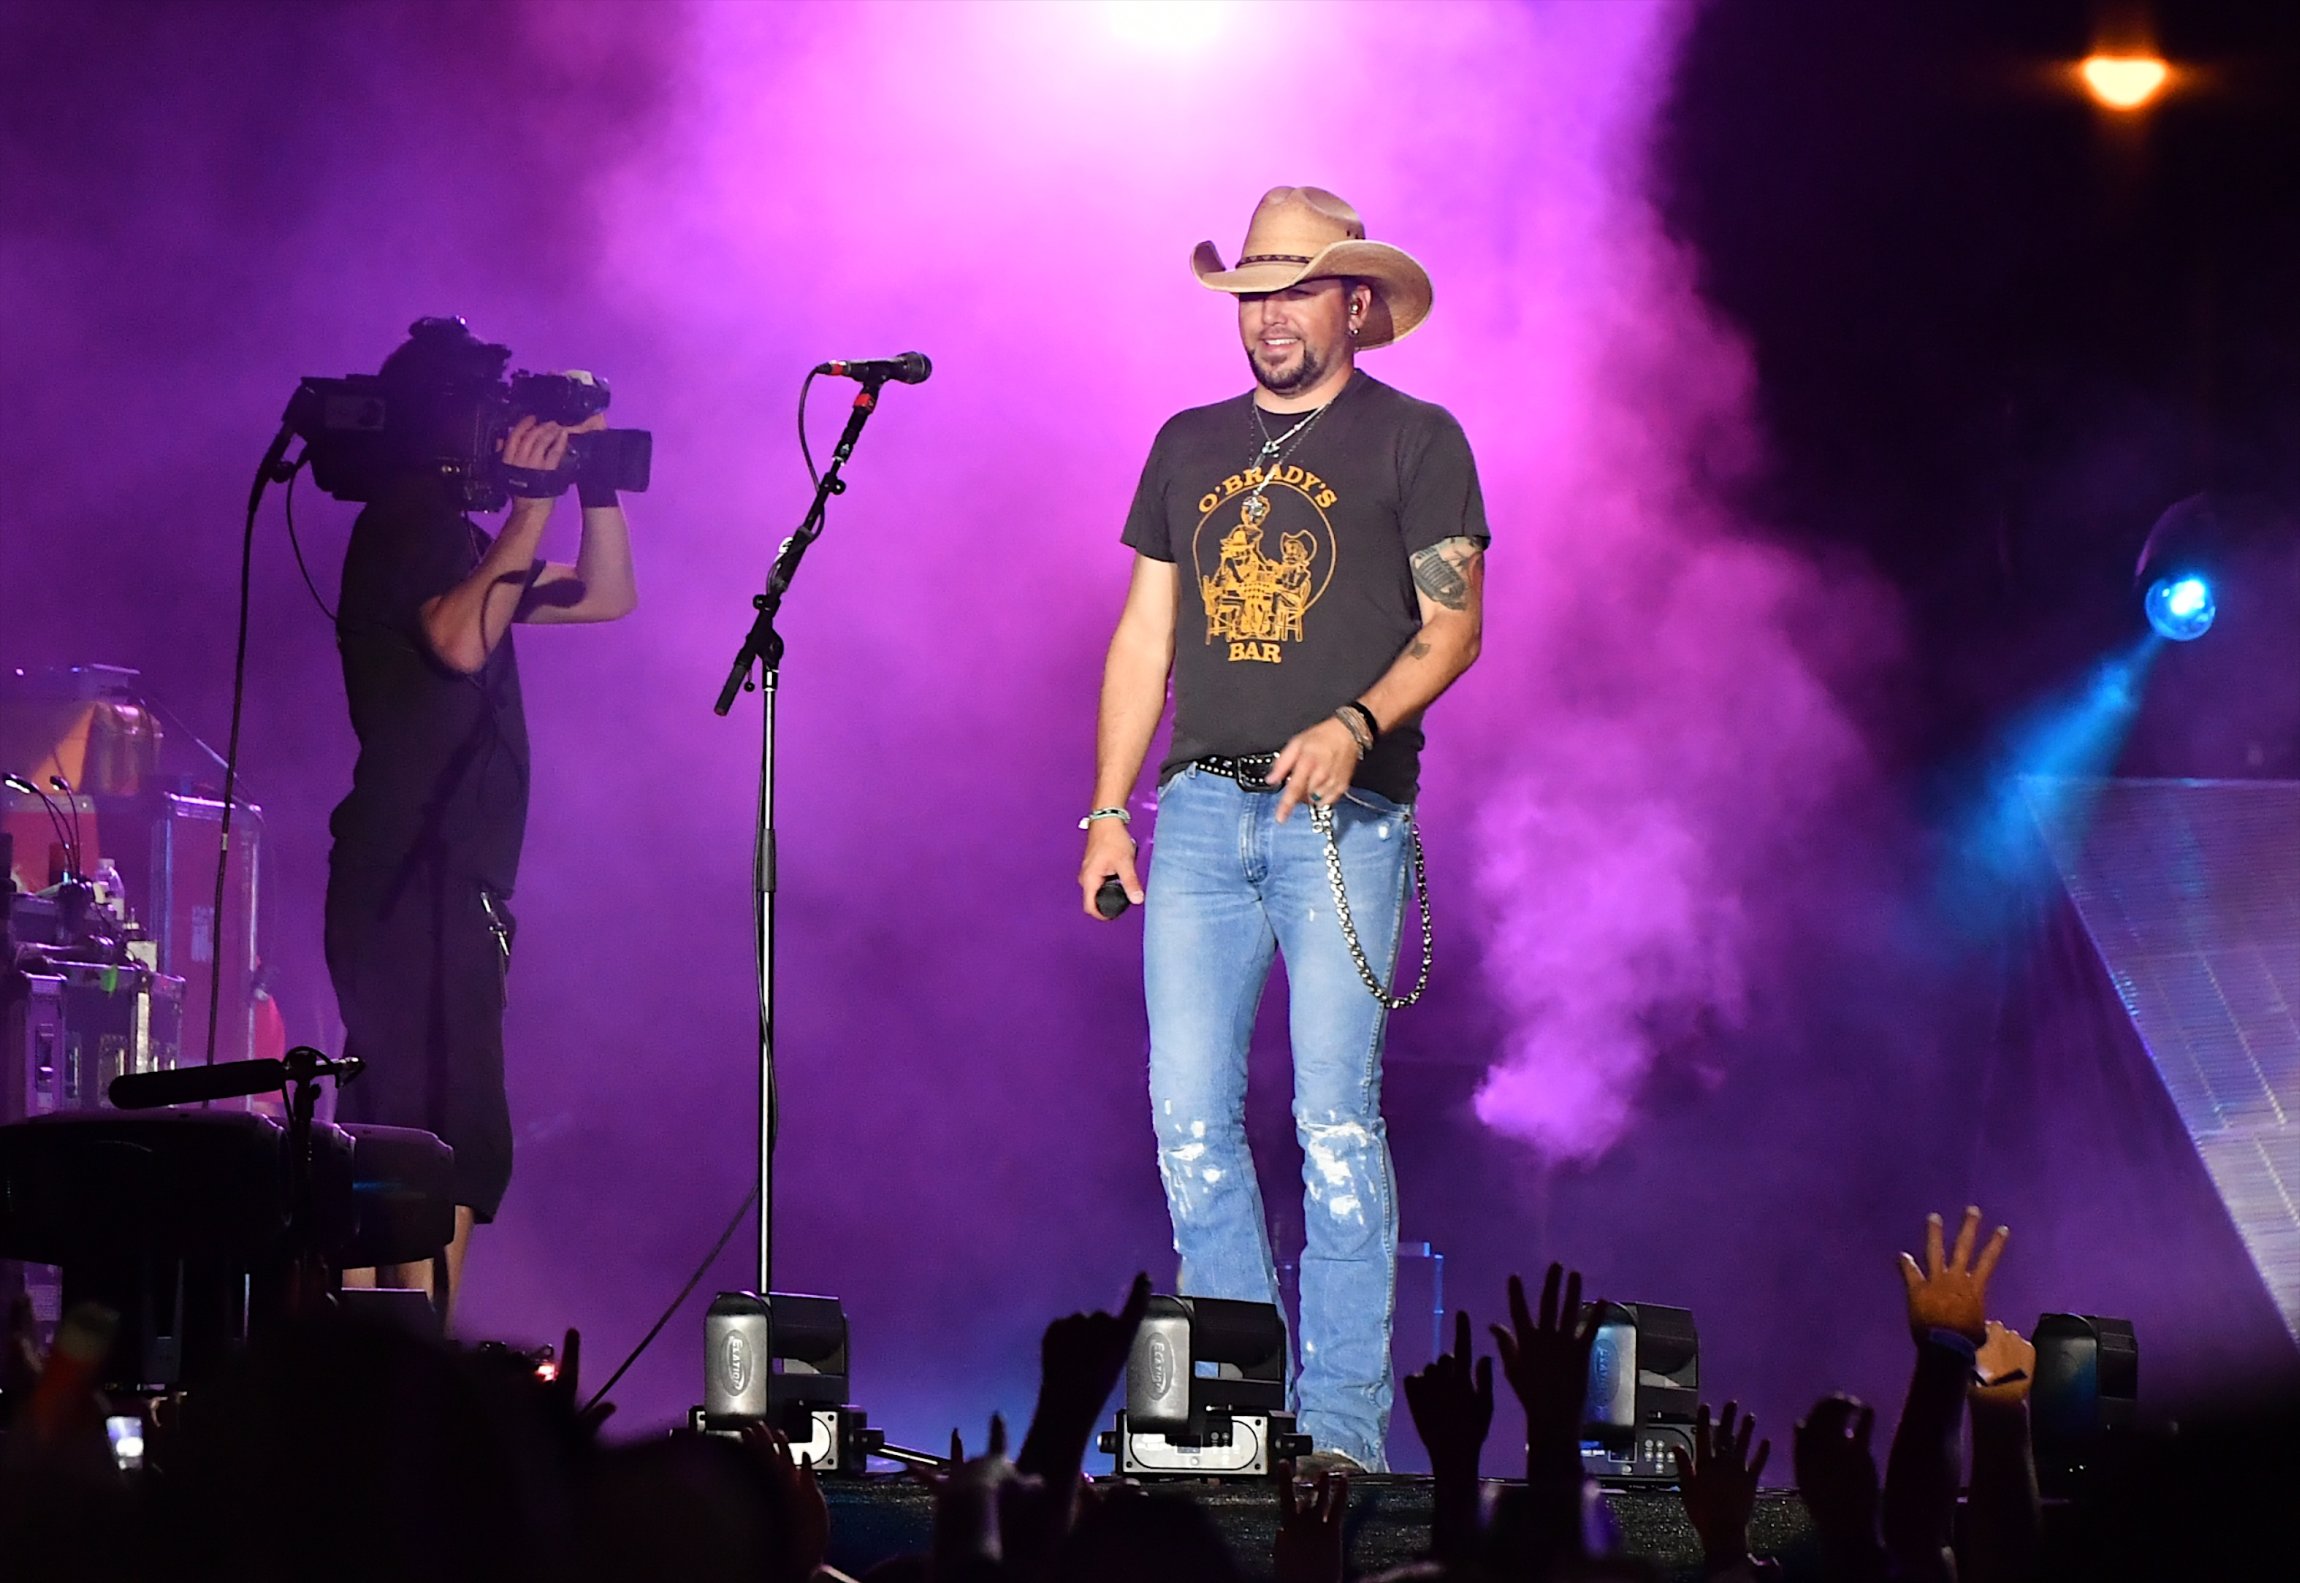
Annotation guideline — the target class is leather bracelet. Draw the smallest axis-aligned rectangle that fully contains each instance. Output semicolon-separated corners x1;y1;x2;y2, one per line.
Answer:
1079;807;1131;830
1333;710;1372;755
1339;700;1380;744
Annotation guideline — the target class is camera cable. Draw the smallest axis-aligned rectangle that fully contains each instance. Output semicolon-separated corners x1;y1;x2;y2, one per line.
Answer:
204;425;299;1065
281;459;337;624
797;368;822;487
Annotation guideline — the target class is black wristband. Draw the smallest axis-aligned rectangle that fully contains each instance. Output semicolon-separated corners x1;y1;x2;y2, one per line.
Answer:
1340;700;1380;743
578;481;620;510
502;462;574;500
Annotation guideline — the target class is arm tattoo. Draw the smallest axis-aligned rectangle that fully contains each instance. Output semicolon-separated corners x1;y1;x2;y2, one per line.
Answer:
1411;538;1482;612
1408;638;1432;660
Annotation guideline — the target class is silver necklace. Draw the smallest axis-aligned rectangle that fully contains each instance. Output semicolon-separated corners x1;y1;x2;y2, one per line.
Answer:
1243;398;1331;520
1253;402;1324;457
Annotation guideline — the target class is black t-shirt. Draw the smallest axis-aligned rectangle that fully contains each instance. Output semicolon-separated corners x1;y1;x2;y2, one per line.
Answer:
329;477;530;893
1120;372;1489;803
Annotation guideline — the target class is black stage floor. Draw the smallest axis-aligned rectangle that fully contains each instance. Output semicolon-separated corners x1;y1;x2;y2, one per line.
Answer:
824;1477;1818;1580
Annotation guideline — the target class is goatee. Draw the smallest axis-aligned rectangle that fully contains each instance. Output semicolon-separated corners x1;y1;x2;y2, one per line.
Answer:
1249;341;1327;396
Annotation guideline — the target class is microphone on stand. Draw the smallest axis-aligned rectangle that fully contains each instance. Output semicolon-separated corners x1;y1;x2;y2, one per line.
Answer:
3;773;79;879
109;1051;363;1110
48;777;86;881
813;353;932;385
111;1059;290;1109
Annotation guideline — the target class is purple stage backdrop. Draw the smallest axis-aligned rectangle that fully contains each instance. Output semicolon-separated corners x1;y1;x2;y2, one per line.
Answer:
5;0;2280;1460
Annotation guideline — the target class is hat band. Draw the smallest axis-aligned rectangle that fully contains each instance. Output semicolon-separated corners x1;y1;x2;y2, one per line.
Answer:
1237;253;1315;266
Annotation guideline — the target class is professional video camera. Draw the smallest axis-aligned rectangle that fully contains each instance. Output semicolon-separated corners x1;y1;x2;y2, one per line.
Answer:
288;316;652;513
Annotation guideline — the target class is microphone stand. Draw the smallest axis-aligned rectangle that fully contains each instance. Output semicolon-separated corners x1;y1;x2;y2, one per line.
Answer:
713;378;889;1297
278;1045;361;1316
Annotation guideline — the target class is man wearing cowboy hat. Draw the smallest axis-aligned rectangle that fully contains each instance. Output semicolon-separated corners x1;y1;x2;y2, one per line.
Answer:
1080;186;1488;1471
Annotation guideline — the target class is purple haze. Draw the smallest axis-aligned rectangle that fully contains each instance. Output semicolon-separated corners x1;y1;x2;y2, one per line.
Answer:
586;0;1899;1166
9;0;2284;1462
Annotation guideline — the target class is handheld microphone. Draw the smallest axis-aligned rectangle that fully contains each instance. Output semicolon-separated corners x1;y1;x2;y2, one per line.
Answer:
1094;877;1133;920
814;352;932;385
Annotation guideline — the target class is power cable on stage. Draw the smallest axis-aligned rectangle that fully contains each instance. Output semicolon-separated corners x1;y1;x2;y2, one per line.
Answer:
583;1184;758;1418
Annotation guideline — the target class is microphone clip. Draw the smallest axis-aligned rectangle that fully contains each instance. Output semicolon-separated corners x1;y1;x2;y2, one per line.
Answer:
284;1045;363;1088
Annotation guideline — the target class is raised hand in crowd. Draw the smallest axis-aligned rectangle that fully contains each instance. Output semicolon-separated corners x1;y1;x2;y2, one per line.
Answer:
1969;1321;2033;1411
921;1414;1046;1582
1886;1207;2007;1583
1671;1401;1774;1579
1897;1206;2008;1344
1010;1272;1152;1576
1491;1264;1598;1478
1491;1264;1602;1577
1407;1310;1495;1476
740;1424;832;1583
1403;1310;1493;1567
1962;1322;2040;1583
1018;1273;1151;1487
1273;1461;1351;1583
543;1326;616;1447
1793;1395;1886;1583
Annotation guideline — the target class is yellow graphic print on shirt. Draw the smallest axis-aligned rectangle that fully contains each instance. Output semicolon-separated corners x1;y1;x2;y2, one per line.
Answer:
1189;464;1340;665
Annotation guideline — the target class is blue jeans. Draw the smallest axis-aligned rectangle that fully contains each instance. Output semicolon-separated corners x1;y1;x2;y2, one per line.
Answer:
1144;766;1411;1470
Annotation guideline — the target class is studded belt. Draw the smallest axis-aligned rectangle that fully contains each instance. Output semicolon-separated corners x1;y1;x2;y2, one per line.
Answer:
1191;753;1282;791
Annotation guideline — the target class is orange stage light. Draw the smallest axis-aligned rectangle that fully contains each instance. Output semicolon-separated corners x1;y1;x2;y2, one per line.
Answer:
2080;54;2171;111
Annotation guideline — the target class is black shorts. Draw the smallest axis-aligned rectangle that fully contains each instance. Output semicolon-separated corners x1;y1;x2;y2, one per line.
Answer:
324;860;515;1223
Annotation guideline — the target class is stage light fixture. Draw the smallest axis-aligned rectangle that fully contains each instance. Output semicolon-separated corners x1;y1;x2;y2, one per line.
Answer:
2142;572;2216;641
2030;1312;2138;1496
2132;494;2256;643
2080;55;2170;111
1579;1299;1701;1483
695;1291;883;1473
1099;1293;1309;1478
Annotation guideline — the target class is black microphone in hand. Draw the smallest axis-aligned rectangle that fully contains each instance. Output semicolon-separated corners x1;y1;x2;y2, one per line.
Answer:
814;352;932;385
1094;877;1133;920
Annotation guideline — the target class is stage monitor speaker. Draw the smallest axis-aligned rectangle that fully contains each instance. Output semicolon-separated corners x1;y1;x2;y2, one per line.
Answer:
1099;1294;1310;1478
1578;1299;1700;1483
694;1290;882;1474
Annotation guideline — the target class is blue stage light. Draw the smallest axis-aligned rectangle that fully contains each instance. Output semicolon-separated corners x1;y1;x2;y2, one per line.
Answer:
2143;573;2216;641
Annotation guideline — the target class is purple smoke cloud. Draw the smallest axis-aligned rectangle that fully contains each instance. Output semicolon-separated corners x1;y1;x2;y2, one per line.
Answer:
596;0;1901;1173
2;0;1918;1445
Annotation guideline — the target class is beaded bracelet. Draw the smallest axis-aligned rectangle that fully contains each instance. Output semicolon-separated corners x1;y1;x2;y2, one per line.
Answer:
1079;807;1131;830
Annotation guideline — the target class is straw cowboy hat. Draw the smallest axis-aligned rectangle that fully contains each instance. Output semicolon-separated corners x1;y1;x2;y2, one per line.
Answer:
1191;186;1433;349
